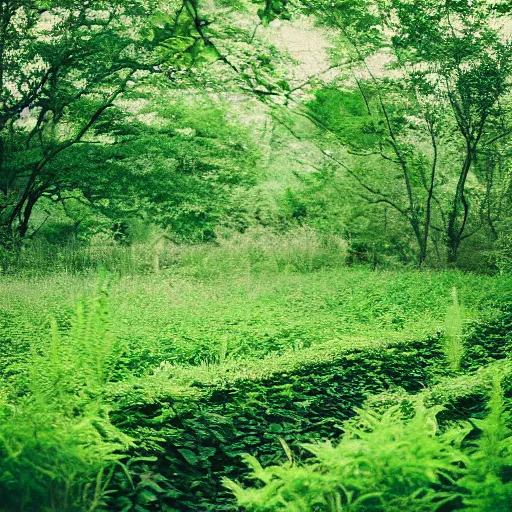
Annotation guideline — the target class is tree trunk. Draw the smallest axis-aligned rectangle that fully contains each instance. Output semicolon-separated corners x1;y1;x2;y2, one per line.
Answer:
445;142;474;264
17;193;39;239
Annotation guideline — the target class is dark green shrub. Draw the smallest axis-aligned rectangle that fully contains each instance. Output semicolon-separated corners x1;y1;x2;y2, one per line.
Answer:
462;298;512;371
109;335;445;510
226;401;469;512
227;375;512;512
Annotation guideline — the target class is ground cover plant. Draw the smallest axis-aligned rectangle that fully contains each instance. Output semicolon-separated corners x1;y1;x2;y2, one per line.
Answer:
0;264;509;374
0;261;511;510
225;375;512;512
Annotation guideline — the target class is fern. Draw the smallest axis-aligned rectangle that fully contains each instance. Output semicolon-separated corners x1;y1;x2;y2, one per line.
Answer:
442;287;465;372
227;371;512;512
0;277;132;512
458;374;512;511
226;400;469;511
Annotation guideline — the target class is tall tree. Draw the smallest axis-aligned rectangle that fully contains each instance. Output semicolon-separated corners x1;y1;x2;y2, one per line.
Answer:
294;0;512;264
0;0;156;242
0;0;266;244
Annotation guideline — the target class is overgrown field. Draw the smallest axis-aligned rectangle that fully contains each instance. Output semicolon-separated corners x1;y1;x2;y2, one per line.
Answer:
1;267;509;371
0;265;511;511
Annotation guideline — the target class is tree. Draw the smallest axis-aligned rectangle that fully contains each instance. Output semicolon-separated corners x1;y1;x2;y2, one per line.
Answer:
73;96;260;242
0;0;267;245
0;0;154;242
293;0;512;264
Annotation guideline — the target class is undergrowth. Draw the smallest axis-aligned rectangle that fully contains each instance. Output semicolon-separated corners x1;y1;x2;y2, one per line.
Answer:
1;269;508;376
0;228;347;277
0;269;510;510
226;373;512;512
0;280;131;512
442;287;466;373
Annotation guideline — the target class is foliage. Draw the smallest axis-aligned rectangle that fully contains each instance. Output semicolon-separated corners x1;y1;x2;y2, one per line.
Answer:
0;263;511;510
103;277;512;511
0;281;131;511
462;295;512;371
129;98;261;241
458;376;512;511
226;401;469;511
110;333;445;510
227;373;512;512
3;266;508;374
2;1;512;508
43;96;262;243
0;0;271;244
443;287;466;373
294;0;512;264
490;230;512;274
0;0;165;241
257;0;293;25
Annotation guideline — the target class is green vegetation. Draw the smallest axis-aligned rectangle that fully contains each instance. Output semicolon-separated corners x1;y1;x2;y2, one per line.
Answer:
226;375;512;512
1;0;512;510
0;286;131;511
442;288;466;373
1;261;511;510
0;262;507;371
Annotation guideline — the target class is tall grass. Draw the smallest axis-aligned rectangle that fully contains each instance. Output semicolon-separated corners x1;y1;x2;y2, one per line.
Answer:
169;227;348;277
0;239;151;275
0;227;349;277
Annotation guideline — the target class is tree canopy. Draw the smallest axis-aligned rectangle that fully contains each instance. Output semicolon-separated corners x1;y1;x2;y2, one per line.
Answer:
1;0;511;267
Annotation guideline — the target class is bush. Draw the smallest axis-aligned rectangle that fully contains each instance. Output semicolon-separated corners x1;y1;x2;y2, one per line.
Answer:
171;227;348;277
227;374;512;512
226;401;469;512
108;334;445;510
106;301;512;510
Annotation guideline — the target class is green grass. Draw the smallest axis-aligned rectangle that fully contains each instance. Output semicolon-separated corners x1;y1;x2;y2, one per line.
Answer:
1;257;511;511
1;267;510;378
442;287;466;372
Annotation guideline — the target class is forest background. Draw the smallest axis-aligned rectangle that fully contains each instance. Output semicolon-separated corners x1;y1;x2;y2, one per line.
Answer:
2;0;512;273
2;2;512;512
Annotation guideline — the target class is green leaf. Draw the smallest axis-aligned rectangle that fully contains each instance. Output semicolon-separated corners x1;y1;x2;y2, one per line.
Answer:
177;448;199;465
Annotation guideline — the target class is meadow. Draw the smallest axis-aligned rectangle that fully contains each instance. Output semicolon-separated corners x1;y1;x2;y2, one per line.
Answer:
1;243;511;511
1;254;509;374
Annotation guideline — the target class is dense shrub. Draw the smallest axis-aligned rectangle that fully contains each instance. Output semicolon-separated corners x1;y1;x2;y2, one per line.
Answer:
227;376;512;512
462;299;512;371
106;298;512;511
108;335;446;510
227;401;469;512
